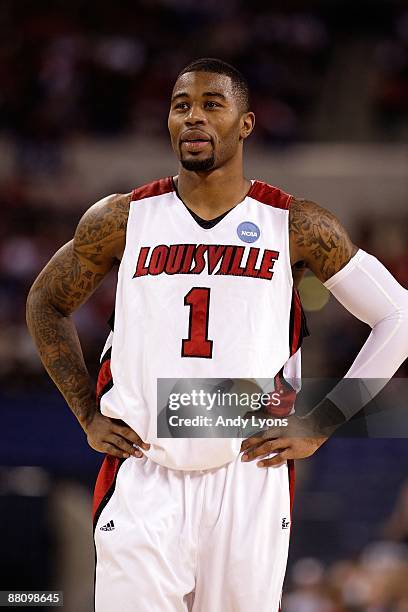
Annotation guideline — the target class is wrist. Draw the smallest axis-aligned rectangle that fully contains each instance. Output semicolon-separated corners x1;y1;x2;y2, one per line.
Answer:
301;398;347;438
72;397;99;433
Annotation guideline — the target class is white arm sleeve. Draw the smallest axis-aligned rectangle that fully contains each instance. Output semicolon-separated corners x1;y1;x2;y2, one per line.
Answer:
323;249;408;419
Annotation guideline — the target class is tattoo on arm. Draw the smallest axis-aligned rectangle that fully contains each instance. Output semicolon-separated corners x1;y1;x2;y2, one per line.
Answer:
289;197;358;282
26;193;131;428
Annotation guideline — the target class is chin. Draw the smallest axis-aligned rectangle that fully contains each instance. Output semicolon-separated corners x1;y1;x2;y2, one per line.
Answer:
180;155;216;172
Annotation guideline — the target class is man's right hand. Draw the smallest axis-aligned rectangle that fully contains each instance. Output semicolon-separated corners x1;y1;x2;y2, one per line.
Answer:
84;412;150;459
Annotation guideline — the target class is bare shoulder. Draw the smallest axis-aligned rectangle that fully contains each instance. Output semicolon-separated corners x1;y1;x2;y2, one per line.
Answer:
289;197;358;283
27;192;132;316
74;192;132;263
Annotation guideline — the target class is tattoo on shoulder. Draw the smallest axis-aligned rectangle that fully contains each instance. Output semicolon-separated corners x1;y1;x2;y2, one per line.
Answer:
29;193;131;316
26;193;132;423
289;197;358;282
74;192;131;265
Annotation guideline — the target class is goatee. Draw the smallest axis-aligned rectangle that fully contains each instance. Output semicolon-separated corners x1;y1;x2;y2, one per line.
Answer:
181;155;215;172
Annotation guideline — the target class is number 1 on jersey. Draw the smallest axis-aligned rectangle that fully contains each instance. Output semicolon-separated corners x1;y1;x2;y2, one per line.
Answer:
182;287;213;358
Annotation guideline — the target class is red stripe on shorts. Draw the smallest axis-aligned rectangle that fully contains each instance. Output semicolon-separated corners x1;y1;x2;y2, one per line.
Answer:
96;359;112;402
93;455;121;521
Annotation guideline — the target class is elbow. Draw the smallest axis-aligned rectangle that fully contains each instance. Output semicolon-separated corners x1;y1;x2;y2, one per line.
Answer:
368;293;408;363
26;282;69;332
383;297;408;351
26;282;52;331
394;289;408;327
395;309;408;364
26;283;41;332
397;304;408;344
374;289;408;328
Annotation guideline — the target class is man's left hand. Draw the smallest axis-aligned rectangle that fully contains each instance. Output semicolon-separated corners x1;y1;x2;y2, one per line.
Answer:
240;414;328;467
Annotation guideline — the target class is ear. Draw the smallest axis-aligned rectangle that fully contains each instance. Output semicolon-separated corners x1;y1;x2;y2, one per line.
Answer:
240;112;255;141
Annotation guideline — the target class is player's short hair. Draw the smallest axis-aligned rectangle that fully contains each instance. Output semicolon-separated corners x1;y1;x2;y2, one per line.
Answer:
176;58;250;113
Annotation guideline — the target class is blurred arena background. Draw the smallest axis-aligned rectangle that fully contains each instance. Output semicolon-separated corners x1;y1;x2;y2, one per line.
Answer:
1;0;408;610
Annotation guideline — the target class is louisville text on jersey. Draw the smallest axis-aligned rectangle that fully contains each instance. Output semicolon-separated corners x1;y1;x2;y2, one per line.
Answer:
133;244;280;280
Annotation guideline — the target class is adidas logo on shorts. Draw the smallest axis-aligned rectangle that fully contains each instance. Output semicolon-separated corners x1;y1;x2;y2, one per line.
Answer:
100;519;115;531
281;518;290;530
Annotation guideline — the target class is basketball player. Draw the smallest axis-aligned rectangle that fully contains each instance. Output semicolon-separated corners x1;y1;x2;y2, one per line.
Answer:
26;58;408;611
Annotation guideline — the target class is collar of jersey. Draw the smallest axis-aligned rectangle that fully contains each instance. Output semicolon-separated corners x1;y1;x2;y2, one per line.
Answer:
170;176;254;232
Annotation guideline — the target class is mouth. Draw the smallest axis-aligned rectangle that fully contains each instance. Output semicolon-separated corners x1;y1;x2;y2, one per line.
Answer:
180;130;212;153
181;140;211;153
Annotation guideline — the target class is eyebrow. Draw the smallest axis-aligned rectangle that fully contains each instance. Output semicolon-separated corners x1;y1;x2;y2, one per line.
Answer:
171;91;228;103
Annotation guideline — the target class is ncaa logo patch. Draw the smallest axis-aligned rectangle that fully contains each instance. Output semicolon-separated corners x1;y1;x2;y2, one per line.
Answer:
237;221;260;243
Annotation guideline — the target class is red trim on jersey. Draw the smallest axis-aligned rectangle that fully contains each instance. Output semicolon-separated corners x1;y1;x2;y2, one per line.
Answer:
270;370;297;417
96;358;112;402
290;290;302;356
247;180;292;210
131;176;173;202
93;455;120;520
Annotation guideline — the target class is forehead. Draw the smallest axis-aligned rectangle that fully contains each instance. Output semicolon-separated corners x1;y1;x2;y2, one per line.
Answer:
172;71;235;99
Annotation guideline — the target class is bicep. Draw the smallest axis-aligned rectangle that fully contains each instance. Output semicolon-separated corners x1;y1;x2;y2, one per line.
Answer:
289;198;358;283
28;192;129;315
324;250;408;327
29;239;114;316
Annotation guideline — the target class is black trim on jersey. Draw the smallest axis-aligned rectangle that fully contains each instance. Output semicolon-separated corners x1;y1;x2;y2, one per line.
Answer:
288;290;310;354
100;346;112;365
300;307;310;343
108;308;115;332
288;296;296;353
172;177;235;229
98;379;114;408
185;205;234;229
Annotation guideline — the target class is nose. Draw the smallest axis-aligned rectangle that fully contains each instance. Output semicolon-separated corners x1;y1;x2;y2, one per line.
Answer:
184;102;207;126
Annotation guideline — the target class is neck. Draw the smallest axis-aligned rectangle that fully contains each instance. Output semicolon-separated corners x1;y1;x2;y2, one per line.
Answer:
175;155;251;220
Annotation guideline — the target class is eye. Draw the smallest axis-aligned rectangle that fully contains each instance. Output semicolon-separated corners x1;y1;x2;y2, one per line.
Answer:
174;102;189;110
205;101;221;109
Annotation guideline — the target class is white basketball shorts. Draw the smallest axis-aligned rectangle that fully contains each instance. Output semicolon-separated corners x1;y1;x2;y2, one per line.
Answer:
93;454;295;612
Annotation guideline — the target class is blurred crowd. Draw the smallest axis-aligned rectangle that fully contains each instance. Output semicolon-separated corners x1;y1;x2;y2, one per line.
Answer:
283;472;408;611
284;541;408;611
0;179;113;387
0;0;330;160
1;0;408;177
373;9;408;139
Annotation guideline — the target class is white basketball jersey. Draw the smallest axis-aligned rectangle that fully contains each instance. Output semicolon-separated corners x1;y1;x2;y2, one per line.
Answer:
98;177;304;470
